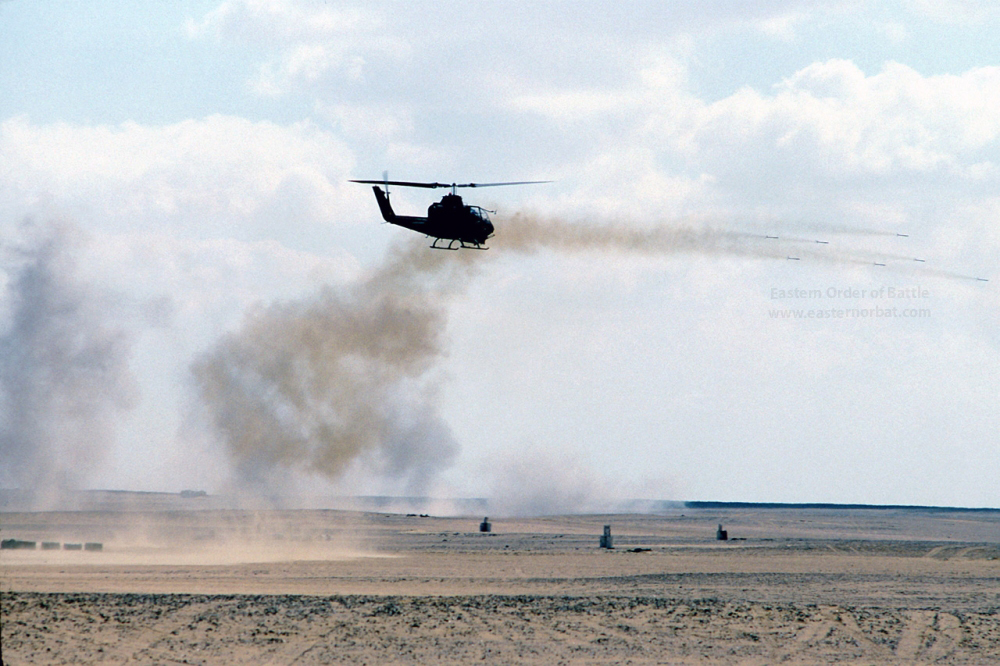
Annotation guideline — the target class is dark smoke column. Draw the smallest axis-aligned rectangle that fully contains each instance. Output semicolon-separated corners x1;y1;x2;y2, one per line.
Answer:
191;242;468;497
0;222;136;503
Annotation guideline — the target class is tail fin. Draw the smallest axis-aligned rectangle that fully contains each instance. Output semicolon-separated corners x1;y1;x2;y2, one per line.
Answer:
372;186;396;222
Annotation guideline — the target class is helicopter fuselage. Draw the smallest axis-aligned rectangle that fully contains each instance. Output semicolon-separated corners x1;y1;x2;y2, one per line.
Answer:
371;186;494;249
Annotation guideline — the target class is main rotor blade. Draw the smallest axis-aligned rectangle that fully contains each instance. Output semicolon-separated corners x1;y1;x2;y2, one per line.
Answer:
454;181;553;188
349;179;449;189
350;179;552;189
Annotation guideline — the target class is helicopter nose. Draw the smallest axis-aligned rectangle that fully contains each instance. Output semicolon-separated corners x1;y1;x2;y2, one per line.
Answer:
485;220;495;237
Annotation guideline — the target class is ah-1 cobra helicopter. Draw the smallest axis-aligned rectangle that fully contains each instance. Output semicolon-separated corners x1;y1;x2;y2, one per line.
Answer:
350;173;549;249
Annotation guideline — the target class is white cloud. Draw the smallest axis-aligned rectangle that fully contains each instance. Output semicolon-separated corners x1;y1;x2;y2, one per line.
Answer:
906;0;1000;23
753;10;808;41
768;60;1000;155
508;54;692;122
188;0;405;95
0;115;363;248
187;0;379;43
313;102;413;142
879;21;909;44
513;58;1000;177
505;57;1000;238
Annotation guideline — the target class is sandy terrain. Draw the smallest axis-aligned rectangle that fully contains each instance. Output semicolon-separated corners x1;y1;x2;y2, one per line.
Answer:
3;506;1000;663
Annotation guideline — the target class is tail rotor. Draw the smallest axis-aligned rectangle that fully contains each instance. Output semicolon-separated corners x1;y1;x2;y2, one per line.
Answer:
382;171;390;223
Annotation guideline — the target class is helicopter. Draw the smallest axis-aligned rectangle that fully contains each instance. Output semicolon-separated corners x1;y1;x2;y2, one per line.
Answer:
350;174;549;249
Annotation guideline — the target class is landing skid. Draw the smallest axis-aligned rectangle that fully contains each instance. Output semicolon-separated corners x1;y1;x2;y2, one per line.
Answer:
429;238;489;251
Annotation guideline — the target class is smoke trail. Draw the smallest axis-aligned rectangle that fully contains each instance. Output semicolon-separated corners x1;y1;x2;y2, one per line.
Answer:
191;241;477;497
496;213;788;259
0;220;137;504
498;214;985;281
759;220;903;237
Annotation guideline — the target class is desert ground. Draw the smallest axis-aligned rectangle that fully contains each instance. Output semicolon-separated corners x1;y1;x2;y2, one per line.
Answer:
2;499;999;664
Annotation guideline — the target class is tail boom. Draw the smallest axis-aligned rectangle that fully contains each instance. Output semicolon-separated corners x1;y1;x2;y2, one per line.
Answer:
371;186;427;232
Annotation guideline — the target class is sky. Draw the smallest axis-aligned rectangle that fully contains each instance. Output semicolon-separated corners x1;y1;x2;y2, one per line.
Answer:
1;0;998;510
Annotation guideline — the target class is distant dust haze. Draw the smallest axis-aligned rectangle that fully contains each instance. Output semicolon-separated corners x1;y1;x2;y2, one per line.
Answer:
2;213;975;514
0;220;137;508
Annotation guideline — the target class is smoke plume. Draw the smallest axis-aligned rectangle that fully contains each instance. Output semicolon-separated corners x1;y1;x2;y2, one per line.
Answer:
0;220;137;503
191;242;477;496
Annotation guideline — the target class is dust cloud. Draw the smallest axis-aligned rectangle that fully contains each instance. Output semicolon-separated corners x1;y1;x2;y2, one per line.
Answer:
0;220;137;508
191;215;802;506
193;213;982;511
486;451;612;517
191;242;478;499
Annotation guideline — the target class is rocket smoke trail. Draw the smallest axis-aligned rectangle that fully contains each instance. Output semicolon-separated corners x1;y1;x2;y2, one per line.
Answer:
0;221;137;505
496;213;786;257
497;214;984;280
193;213;979;497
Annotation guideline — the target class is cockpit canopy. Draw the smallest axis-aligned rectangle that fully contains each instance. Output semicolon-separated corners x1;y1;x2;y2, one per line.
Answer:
427;197;491;225
468;206;490;222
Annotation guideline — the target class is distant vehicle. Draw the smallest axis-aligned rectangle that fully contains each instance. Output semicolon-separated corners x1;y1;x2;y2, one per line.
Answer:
351;173;549;250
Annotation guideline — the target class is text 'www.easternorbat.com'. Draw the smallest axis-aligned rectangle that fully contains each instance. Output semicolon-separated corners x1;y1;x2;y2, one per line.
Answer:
768;306;932;320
